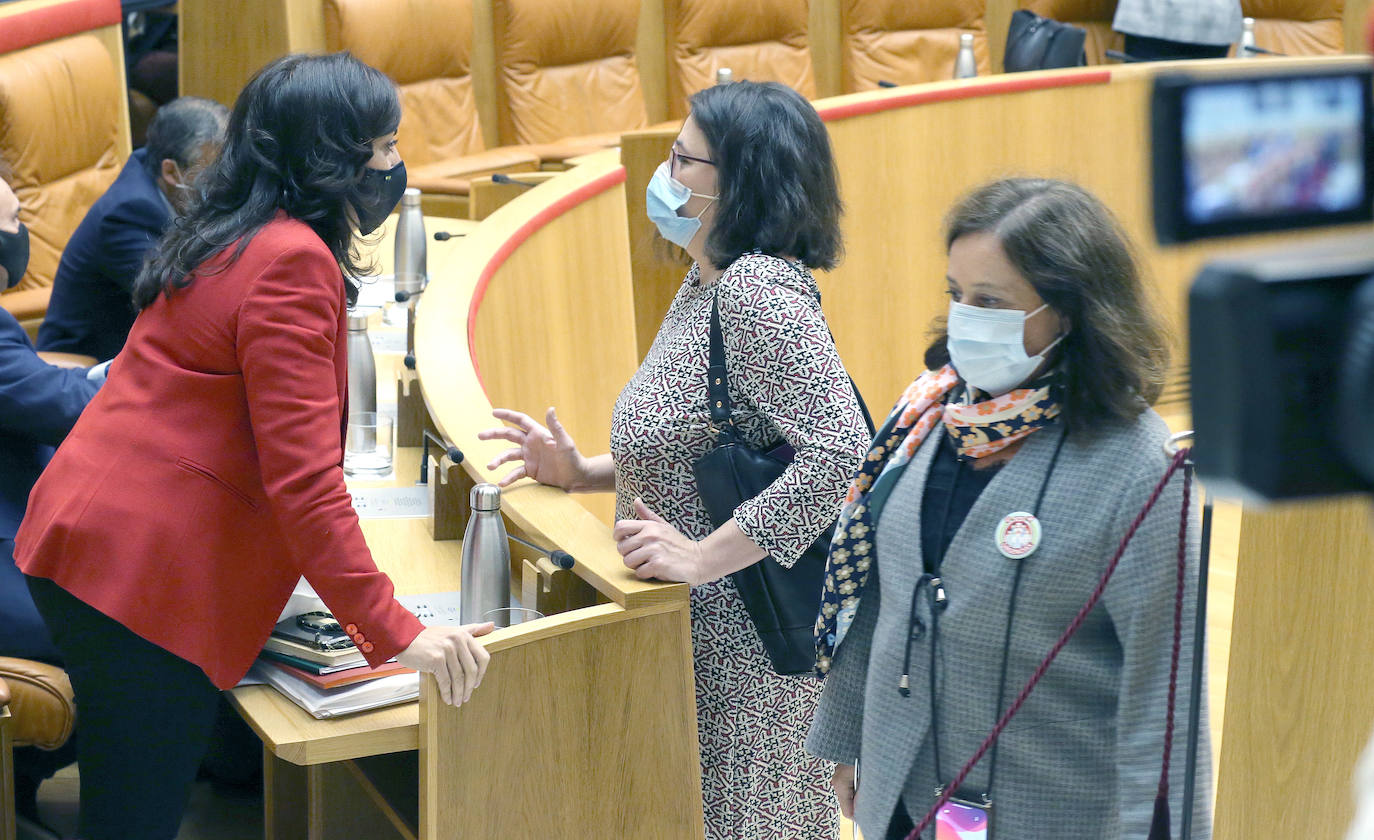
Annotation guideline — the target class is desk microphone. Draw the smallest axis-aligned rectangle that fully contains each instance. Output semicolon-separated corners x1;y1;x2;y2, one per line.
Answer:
433;231;465;241
1105;50;1145;63
1242;44;1285;56
492;173;539;189
876;80;898;88
394;288;424;303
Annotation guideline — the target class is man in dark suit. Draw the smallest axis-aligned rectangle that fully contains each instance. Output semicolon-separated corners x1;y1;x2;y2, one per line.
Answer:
36;96;227;361
0;159;102;823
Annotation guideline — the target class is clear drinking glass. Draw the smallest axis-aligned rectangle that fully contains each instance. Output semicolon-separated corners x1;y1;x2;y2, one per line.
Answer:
344;412;393;477
482;607;544;629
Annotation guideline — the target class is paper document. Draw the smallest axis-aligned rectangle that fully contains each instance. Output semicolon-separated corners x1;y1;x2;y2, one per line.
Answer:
249;661;419;719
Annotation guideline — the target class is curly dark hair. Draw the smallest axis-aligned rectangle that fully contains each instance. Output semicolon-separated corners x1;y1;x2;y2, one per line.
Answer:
133;52;400;309
688;80;843;271
926;178;1172;432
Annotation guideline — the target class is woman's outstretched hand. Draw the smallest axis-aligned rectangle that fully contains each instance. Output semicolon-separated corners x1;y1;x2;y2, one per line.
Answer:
395;623;495;706
477;407;587;490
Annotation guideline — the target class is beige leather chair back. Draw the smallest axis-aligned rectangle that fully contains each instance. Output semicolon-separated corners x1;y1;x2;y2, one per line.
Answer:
841;0;990;91
0;30;124;313
324;0;487;169
1242;0;1345;55
1019;0;1122;66
490;0;648;145
664;0;816;119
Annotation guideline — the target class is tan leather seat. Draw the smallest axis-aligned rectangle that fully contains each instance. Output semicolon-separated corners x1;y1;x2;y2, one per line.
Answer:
1240;0;1344;56
0;660;74;753
0;12;126;328
664;0;816;119
490;0;649;151
324;0;540;216
841;0;991;91
1019;0;1122;66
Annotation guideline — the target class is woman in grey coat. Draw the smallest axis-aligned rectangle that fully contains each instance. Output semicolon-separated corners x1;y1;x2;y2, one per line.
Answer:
806;178;1210;839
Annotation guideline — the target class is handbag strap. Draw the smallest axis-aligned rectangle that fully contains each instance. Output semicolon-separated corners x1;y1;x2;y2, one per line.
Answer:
705;292;739;443
704;258;876;443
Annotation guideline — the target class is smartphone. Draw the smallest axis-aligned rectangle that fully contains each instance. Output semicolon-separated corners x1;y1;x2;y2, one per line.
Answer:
935;796;990;840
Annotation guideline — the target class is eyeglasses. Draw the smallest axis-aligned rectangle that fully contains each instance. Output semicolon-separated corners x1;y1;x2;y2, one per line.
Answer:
669;146;715;173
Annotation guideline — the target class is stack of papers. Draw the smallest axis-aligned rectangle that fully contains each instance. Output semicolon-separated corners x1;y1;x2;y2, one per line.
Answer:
248;661;419;720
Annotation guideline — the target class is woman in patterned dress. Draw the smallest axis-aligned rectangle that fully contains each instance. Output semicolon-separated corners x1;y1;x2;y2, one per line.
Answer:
479;81;870;838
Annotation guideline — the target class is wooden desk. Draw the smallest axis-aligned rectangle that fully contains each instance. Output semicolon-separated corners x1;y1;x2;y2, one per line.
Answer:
229;446;458;838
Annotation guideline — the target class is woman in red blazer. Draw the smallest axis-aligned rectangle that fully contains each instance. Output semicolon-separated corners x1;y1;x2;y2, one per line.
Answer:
15;53;492;840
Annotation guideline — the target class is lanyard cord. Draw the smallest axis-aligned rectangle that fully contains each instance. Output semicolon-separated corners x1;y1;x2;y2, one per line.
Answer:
928;426;1070;797
908;445;1192;840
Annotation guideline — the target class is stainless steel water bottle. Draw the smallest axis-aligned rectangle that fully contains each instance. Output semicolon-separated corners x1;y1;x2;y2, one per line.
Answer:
345;308;376;453
954;33;977;79
1239;18;1257;58
460;484;512;627
395;188;426;297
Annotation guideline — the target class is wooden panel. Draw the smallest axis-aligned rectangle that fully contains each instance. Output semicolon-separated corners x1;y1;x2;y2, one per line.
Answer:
466;170;560;221
1349;0;1373;53
179;0;292;105
419;603;703;839
1215;496;1374;840
466;168;636;528
0;706;12;840
987;0;1016;72
620;129;683;360
638;0;670;123
264;751;308;840
810;0;843;97
471;0;502;149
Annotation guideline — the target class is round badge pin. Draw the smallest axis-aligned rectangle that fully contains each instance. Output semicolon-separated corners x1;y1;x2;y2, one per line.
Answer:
995;511;1041;559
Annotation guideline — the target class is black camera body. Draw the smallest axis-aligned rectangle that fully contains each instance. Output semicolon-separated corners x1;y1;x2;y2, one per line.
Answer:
1189;235;1374;500
1151;65;1374;500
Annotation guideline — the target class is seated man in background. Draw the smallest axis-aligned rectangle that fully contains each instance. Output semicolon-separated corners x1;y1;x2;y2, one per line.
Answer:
0;157;103;825
36;96;228;361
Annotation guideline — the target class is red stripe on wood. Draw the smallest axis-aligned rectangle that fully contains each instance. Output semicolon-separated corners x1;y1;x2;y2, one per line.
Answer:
0;0;123;54
466;167;628;395
815;70;1114;122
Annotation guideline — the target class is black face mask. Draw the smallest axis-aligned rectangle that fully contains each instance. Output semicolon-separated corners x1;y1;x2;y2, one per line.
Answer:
0;222;29;289
351;161;407;235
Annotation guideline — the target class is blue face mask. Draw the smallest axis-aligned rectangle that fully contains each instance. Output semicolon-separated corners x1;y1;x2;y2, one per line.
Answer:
645;161;717;250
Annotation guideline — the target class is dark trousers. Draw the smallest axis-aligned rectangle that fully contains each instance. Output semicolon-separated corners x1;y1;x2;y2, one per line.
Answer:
26;575;223;840
1124;34;1232;61
887;796;918;840
0;539;60;661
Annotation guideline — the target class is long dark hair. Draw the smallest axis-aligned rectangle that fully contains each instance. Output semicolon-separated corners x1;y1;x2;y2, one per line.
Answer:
689;81;843;271
133;52;400;309
926;178;1171;432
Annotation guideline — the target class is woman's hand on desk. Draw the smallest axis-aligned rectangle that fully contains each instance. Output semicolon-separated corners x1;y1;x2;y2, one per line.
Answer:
395;623;495;706
477;407;612;492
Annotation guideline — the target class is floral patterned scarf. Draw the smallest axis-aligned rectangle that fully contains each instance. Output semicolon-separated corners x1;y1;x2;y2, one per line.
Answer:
813;364;1061;676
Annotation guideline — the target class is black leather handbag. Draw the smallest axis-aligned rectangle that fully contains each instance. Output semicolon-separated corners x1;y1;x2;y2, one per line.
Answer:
1004;9;1088;72
692;289;873;676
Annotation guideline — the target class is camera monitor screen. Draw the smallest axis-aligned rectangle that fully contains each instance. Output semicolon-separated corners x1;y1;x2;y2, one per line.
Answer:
1152;68;1374;243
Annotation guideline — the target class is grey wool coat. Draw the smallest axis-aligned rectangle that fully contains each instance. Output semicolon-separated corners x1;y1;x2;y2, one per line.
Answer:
1113;0;1243;47
807;409;1211;839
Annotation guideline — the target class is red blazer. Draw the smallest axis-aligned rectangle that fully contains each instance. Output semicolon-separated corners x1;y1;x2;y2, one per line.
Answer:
15;215;424;690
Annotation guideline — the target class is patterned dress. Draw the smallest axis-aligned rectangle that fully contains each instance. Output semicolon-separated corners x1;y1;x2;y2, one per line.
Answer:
610;253;870;839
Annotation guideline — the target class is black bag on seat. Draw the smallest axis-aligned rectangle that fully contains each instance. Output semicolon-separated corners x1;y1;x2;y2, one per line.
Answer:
1004;9;1088;72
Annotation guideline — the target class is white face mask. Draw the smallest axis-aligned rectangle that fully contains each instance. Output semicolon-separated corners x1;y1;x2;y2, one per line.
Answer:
946;300;1064;396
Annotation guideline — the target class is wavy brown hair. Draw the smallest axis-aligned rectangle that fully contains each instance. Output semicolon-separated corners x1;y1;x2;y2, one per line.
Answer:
925;178;1171;432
